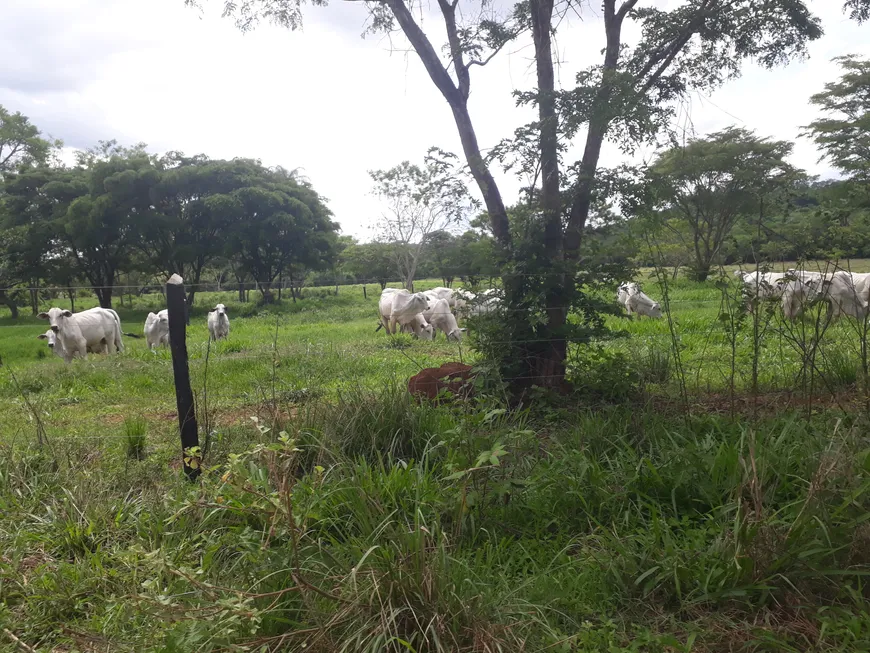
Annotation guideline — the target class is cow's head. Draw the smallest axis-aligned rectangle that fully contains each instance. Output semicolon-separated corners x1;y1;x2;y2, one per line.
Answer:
649;302;663;318
37;307;73;333
446;327;465;342
419;323;435;341
38;330;57;348
213;303;227;316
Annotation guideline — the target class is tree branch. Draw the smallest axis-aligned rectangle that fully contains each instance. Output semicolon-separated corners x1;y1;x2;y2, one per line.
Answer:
383;0;461;105
437;0;470;101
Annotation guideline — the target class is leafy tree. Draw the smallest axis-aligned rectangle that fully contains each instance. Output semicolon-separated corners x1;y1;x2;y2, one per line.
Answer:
422;230;461;286
455;229;498;287
144;155;261;307
648;127;796;281
2;164;88;313
59;142;157;308
370;153;472;292
194;0;844;390
0;107;61;317
341;241;397;289
226;166;337;303
804;56;870;186
0;105;60;175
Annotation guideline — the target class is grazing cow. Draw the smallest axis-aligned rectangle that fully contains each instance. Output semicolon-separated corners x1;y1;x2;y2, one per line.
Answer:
144;309;170;350
424;286;469;318
399;313;436;340
379;289;431;337
37;306;122;363
38;329;108;358
423;298;465;341
466;288;502;316
452;288;476;319
617;282;662;318
735;270;788;311
824;272;869;320
780;278;818;321
207;304;230;341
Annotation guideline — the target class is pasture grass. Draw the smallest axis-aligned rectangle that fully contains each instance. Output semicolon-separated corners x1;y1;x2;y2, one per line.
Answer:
0;270;869;650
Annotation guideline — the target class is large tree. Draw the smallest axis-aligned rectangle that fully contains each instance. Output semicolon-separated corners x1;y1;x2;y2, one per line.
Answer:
60;143;158;308
369;154;471;292
143;155;259;307
0;105;59;176
648;127;796;281
804;56;870;186
0;107;61;317
189;0;861;388
341;241;397;289
225;165;338;303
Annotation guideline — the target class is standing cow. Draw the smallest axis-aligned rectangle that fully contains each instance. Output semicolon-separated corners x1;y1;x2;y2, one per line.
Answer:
208;303;230;341
144;309;170;350
37;306;123;363
423;298;465;341
379;289;433;338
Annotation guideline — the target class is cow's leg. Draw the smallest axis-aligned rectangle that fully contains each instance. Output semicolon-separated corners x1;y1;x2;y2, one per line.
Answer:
388;317;398;335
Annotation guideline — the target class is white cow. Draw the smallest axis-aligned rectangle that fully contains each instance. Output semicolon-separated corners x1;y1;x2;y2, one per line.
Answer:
465;288;502;316
423;298;465;342
780;279;817;321
207;303;230;341
144;309;170;350
824;272;869;320
617;282;662;318
38;329;108;358
37;306;122;363
379;289;432;337
735;270;788;311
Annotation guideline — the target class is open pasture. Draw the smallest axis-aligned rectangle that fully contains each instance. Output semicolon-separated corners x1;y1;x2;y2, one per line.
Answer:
3;267;870;443
1;272;869;652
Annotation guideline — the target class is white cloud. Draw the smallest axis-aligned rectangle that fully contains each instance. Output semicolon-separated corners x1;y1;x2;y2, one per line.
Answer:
1;0;866;239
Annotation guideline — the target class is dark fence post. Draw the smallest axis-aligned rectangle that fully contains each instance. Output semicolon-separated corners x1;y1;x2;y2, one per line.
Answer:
166;274;200;481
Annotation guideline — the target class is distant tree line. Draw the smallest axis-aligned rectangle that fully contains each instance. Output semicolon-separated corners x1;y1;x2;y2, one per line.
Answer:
0;121;340;316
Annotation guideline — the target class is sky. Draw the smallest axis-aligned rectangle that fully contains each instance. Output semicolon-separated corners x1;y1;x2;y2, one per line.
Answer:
1;0;867;240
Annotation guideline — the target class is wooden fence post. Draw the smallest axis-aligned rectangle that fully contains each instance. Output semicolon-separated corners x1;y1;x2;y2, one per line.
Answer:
166;274;200;481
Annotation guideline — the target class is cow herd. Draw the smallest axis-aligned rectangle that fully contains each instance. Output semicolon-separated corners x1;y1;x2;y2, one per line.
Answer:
735;269;870;321
36;303;232;363
30;271;870;363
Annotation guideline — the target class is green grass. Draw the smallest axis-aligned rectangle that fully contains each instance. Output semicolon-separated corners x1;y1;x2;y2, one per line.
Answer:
1;273;869;651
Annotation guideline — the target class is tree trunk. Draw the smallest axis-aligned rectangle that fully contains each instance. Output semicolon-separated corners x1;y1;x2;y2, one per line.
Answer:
95;286;113;309
68;288;75;312
259;281;275;304
238;282;245;303
0;290;18;319
30;281;38;316
528;0;567;391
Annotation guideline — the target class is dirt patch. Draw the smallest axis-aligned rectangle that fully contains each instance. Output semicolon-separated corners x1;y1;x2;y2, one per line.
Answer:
408;362;475;402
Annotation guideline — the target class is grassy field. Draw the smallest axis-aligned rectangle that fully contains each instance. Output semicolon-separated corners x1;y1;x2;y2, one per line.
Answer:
1;272;869;651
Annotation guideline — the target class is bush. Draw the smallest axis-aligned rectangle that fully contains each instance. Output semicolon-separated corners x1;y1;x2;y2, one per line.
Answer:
567;345;640;401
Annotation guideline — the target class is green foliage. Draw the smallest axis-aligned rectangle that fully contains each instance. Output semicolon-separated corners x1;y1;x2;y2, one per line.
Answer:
804;56;870;184
124;417;148;460
341;240;397;288
369;151;475;291
647;127;798;281
0;104;60;175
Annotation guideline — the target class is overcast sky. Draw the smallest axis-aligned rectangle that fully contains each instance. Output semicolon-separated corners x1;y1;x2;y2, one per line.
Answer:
1;0;867;239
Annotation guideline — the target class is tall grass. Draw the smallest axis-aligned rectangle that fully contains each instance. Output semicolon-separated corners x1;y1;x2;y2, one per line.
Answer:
2;388;868;652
